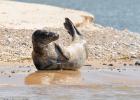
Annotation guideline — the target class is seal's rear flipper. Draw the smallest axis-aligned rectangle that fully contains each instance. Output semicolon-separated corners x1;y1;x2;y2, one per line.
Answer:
64;18;81;40
54;43;70;61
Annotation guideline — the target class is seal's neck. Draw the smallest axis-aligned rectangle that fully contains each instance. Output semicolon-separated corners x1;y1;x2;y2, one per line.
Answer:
33;43;48;55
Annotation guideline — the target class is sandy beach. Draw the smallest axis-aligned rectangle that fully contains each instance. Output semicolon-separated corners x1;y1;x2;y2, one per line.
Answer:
0;0;140;99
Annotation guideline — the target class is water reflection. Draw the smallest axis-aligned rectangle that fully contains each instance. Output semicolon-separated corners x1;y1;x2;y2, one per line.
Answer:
25;70;82;85
1;65;140;99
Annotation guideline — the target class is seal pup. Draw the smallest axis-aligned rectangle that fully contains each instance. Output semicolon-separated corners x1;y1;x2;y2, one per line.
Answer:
54;18;88;70
32;30;60;70
32;18;87;70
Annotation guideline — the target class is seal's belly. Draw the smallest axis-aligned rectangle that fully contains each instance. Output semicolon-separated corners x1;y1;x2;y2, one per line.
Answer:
65;43;87;68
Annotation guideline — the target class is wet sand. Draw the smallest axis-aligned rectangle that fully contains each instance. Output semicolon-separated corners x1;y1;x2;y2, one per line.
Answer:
0;65;140;100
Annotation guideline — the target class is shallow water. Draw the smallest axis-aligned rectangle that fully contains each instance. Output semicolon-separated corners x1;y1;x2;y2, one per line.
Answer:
1;85;140;100
0;65;140;100
16;0;140;33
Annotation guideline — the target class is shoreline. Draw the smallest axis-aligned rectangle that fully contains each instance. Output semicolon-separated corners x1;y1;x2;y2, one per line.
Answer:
0;1;140;67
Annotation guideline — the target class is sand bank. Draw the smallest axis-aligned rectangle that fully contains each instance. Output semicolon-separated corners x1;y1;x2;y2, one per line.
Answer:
0;0;93;29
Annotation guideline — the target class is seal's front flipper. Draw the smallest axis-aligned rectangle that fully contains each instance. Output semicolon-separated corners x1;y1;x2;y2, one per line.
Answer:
64;18;75;39
54;43;70;61
64;18;81;40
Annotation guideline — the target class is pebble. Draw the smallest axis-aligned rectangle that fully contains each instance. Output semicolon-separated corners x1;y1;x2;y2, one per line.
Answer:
26;66;30;68
11;70;15;73
103;63;107;65
84;65;92;66
129;64;133;66
0;71;4;74
135;61;140;66
8;75;11;78
117;69;121;72
123;63;127;66
19;66;23;68
108;64;113;66
27;69;31;72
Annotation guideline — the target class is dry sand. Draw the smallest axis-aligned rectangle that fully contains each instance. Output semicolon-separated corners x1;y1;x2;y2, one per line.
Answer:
0;0;93;29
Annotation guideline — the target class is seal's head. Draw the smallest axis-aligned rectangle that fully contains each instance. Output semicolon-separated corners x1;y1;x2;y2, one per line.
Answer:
32;30;59;44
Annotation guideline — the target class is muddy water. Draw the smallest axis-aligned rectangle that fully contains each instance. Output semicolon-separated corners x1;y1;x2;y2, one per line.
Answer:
0;65;140;100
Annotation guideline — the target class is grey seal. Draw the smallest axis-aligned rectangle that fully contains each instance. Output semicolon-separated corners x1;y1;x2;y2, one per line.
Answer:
32;18;87;70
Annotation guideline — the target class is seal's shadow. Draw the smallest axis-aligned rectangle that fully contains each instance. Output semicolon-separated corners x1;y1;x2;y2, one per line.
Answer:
25;70;81;85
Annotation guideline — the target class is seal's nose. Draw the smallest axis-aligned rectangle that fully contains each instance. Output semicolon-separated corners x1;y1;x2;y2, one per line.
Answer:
55;33;59;38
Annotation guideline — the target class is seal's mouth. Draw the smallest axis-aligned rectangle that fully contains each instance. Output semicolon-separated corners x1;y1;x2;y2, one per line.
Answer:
55;33;59;39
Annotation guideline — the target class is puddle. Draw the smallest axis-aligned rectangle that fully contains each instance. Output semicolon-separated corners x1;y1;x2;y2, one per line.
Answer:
0;65;140;99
